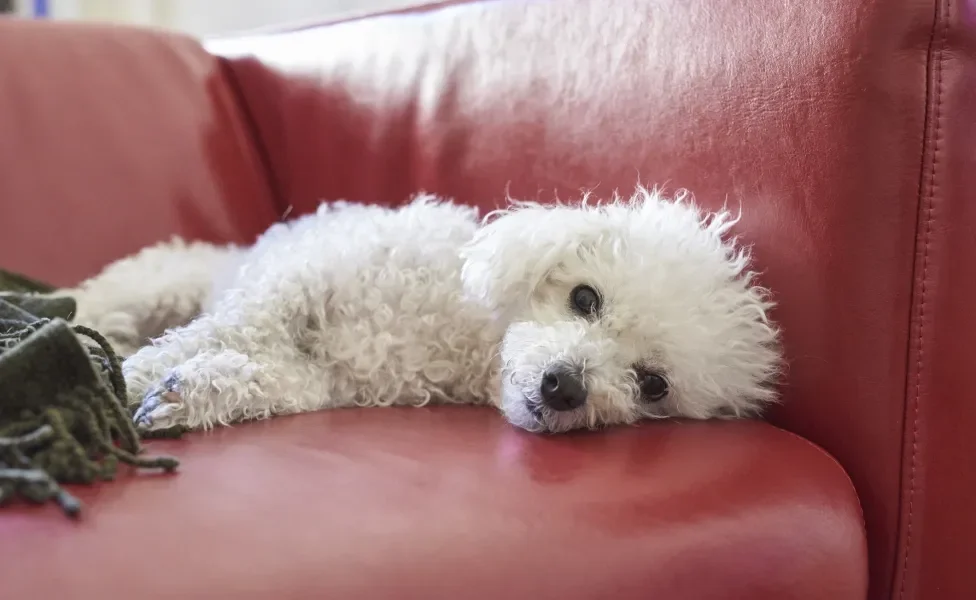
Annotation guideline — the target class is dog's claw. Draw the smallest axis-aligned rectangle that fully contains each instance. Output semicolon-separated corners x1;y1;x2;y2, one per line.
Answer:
133;375;185;431
133;394;161;427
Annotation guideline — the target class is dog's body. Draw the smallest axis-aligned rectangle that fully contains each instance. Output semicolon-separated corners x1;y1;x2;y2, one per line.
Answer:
72;188;782;434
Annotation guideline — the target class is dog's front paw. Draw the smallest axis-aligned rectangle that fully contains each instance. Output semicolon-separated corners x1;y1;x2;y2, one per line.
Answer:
133;373;188;431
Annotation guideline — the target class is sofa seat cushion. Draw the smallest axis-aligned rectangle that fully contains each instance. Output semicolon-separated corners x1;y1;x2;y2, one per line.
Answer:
0;407;865;599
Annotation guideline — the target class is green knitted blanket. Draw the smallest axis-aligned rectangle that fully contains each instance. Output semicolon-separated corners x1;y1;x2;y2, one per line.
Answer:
0;269;178;518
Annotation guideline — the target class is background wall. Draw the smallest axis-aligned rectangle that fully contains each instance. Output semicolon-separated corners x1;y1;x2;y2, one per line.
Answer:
14;0;423;37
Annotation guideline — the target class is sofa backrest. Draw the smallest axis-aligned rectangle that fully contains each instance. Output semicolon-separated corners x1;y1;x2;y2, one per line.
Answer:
205;1;976;600
0;18;278;286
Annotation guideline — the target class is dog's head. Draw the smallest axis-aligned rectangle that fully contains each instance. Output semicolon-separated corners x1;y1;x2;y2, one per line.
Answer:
459;187;782;433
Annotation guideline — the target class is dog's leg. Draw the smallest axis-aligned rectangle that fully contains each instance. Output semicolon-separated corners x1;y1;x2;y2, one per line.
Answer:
125;310;331;431
68;238;241;356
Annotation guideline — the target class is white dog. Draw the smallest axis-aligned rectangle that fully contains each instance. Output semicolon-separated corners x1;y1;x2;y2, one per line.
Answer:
70;187;782;434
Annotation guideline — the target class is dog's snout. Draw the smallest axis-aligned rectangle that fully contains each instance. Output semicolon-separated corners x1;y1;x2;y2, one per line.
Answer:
540;366;587;411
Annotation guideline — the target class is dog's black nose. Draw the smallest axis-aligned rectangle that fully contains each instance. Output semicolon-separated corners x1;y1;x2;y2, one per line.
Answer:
539;367;587;411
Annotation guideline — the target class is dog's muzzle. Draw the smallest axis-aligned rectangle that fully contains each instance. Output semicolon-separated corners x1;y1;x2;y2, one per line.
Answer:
539;365;587;411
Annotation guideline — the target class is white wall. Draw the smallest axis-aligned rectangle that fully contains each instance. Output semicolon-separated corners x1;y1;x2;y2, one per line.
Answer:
43;0;423;37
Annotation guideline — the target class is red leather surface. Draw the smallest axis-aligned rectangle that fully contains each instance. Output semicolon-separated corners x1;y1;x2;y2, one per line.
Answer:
894;1;976;599
208;1;944;598
0;19;278;287
0;409;866;600
15;0;976;596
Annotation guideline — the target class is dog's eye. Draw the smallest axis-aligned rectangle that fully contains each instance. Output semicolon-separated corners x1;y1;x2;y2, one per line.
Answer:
639;373;669;402
570;285;601;317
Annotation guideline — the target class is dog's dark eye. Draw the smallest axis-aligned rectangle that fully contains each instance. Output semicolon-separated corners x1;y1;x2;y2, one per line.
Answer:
639;373;669;402
570;285;601;317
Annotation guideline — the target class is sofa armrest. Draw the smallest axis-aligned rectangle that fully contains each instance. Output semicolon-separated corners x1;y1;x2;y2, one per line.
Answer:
0;19;278;286
0;408;866;599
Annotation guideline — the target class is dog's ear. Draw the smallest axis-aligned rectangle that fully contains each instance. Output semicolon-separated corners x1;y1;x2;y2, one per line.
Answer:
460;204;573;316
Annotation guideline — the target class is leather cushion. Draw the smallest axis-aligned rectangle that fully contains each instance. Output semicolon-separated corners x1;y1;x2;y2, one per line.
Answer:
0;408;866;599
0;19;278;286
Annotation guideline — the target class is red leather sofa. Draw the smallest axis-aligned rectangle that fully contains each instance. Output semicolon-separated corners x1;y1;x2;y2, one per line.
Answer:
0;1;971;599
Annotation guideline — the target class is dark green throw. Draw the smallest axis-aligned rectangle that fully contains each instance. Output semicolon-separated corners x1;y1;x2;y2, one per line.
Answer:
0;270;179;518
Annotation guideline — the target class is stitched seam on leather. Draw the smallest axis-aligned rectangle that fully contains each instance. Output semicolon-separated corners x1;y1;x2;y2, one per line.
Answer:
898;1;949;598
215;57;289;216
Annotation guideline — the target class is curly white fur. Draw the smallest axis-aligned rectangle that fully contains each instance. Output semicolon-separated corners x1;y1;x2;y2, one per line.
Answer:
73;187;782;434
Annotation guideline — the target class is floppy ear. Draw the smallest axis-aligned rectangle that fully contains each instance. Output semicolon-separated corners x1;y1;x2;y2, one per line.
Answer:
459;204;575;316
